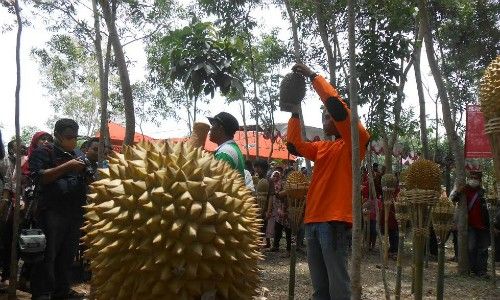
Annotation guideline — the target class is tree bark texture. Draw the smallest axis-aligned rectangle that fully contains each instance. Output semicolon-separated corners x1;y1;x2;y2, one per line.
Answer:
9;1;22;298
240;99;250;158
348;0;363;297
417;0;468;274
414;17;430;159
93;0;111;163
99;0;135;146
314;0;336;85
283;0;312;173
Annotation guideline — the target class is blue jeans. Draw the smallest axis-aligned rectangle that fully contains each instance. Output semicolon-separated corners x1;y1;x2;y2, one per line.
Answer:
306;222;351;300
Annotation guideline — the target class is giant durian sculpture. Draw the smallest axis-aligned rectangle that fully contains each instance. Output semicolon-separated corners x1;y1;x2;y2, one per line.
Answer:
279;72;306;112
82;141;263;300
479;55;500;121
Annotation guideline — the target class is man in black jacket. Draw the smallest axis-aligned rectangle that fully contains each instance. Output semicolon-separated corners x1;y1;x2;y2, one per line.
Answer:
29;119;87;299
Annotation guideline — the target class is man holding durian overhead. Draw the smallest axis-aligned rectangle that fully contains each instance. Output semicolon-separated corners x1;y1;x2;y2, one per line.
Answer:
285;63;370;300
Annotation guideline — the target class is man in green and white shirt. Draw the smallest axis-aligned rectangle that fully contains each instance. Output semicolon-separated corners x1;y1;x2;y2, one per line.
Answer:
208;112;245;177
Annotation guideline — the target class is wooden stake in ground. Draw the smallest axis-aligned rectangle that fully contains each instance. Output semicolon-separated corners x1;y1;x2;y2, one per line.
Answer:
486;186;498;287
8;0;23;299
284;172;308;300
394;188;410;300
431;195;455;300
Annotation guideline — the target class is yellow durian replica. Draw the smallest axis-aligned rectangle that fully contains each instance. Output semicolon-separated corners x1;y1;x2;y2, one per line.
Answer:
255;178;270;216
285;170;309;199
479;55;500;121
405;159;442;192
82;141;263;300
431;195;455;242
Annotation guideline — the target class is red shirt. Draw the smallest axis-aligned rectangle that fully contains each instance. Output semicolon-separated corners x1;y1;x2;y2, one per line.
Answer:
466;188;485;229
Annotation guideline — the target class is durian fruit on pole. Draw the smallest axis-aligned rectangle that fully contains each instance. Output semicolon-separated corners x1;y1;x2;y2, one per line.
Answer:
189;122;211;149
285;170;309;231
431;195;454;300
279;72;306;112
431;195;454;243
479;55;500;199
255;178;270;217
404;158;441;300
479;55;500;121
82;141;263;300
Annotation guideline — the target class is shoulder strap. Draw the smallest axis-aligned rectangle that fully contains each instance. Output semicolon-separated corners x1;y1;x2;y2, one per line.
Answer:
468;192;480;211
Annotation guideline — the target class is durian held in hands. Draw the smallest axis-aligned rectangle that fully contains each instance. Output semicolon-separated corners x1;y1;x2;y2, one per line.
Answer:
479;55;500;120
82;141;263;300
279;72;306;112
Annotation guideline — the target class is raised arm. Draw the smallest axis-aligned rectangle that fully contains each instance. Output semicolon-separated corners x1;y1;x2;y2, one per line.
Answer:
287;114;319;162
292;63;370;157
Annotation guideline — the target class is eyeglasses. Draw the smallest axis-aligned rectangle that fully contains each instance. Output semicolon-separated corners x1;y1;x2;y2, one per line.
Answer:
39;136;53;142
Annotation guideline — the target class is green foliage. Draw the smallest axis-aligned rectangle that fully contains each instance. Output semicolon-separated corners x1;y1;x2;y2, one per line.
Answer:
148;19;245;100
430;0;499;126
32;35;103;136
356;0;415;137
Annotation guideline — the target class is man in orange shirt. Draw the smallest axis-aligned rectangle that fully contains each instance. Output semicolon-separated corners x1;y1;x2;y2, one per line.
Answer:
286;63;370;300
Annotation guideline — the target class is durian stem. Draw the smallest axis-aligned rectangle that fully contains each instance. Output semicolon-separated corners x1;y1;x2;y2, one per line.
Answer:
436;243;445;300
395;223;406;300
288;228;298;300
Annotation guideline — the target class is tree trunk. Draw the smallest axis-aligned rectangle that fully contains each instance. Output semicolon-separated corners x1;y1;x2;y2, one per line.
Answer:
93;0;111;163
414;17;430;160
347;0;362;298
9;1;22;298
381;57;413;174
417;0;468;274
241;99;250;158
314;0;336;84
283;0;312;173
99;0;135;146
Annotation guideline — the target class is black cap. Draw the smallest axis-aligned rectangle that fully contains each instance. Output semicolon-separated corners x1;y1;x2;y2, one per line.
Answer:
208;112;239;136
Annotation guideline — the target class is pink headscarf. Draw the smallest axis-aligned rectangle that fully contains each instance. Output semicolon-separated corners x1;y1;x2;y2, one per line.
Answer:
22;131;51;175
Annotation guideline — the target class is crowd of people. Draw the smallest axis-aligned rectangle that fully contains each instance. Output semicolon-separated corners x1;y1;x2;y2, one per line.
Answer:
0;62;497;299
0;120;103;299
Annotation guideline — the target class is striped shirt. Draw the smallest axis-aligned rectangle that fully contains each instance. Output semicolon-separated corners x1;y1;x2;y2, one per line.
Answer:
214;140;245;177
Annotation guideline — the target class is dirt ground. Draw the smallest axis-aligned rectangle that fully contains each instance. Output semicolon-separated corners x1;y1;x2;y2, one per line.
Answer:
3;242;499;300
259;244;500;300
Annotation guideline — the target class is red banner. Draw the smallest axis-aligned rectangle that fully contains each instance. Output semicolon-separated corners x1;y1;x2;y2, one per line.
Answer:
465;105;492;158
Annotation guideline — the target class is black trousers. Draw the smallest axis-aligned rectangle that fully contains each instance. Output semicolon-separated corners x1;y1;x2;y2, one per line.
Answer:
273;222;292;251
0;217;13;280
468;227;490;275
30;209;82;297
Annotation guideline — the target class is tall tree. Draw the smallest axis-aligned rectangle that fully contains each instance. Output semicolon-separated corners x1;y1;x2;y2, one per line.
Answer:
32;35;102;137
92;0;111;163
356;0;415;173
417;0;469;273
414;15;430;159
347;0;363;298
99;0;135;145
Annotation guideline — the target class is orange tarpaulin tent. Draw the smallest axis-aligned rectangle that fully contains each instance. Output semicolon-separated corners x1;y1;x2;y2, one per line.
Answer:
96;122;154;152
169;130;295;161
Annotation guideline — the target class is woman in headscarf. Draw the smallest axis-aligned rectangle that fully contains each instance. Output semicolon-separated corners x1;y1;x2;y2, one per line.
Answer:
21;131;53;176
